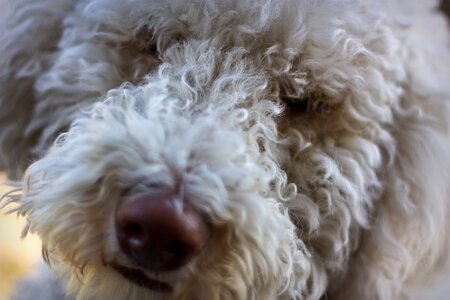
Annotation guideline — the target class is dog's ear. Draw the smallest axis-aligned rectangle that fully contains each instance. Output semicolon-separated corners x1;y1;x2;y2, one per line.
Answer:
0;0;75;179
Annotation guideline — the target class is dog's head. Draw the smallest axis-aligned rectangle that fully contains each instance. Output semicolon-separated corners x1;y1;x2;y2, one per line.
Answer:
5;0;444;299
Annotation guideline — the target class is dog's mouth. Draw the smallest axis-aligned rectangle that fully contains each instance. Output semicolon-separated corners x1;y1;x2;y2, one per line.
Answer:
111;264;172;292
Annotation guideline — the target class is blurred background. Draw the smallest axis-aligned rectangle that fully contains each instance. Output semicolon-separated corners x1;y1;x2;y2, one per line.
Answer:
0;174;41;300
0;1;449;300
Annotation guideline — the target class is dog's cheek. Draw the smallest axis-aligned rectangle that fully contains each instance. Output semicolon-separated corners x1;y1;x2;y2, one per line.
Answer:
16;123;136;269
184;174;312;298
19;177;115;269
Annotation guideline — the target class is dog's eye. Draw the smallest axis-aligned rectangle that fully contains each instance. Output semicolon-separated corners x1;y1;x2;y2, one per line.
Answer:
282;91;334;116
282;95;309;113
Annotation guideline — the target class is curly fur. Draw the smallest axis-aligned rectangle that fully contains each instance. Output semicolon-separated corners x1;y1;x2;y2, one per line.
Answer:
1;0;450;299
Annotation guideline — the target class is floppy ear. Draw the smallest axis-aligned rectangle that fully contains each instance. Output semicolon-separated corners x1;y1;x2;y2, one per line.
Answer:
327;4;450;299
0;0;74;179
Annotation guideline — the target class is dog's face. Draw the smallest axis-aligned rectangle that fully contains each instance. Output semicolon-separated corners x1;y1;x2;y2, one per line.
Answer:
7;0;408;299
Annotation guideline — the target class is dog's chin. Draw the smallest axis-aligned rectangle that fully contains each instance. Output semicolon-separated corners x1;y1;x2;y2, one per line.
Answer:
111;264;173;293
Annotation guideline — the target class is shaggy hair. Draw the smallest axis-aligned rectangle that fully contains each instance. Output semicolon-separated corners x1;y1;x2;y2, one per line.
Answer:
1;0;450;299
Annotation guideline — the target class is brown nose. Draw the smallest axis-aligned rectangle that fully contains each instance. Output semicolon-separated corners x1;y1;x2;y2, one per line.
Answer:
115;194;208;272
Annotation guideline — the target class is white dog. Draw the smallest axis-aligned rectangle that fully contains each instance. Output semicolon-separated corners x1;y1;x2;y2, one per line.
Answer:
1;0;450;299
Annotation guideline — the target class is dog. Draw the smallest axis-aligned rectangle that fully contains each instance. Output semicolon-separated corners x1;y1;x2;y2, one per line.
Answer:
1;0;450;299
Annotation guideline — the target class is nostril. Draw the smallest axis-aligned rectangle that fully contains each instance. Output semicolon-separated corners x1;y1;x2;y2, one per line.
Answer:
162;240;188;262
123;222;146;247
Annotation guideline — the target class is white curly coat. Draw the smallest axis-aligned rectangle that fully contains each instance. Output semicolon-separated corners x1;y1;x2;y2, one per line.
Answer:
1;0;450;299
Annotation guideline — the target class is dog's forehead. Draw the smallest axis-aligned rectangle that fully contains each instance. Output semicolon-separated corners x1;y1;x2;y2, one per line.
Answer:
82;0;304;49
76;0;404;154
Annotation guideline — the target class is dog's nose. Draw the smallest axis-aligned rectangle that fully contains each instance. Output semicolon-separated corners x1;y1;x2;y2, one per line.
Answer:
115;194;208;272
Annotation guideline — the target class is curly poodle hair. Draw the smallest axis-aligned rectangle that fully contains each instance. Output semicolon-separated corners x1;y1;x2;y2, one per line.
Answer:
1;0;450;299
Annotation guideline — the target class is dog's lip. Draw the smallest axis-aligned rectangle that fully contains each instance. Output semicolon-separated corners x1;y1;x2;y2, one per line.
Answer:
111;263;172;292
